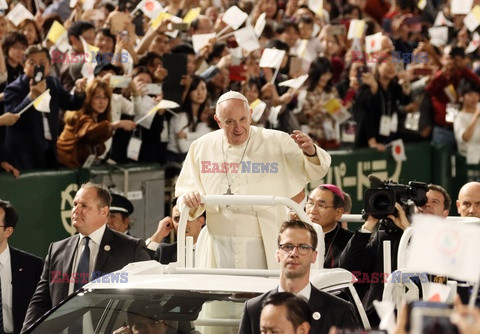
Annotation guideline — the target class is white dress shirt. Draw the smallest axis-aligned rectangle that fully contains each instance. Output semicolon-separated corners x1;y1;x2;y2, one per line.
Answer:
0;245;14;333
278;282;312;301
69;224;106;294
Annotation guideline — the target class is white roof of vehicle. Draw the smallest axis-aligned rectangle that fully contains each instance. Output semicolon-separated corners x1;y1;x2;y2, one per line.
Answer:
83;261;355;294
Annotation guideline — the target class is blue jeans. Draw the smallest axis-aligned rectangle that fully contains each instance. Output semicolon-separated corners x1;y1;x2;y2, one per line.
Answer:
432;126;457;151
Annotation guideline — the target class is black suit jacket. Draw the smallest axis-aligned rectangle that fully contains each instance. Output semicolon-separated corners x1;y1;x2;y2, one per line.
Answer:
3;74;85;169
324;224;354;268
154;242;177;264
10;247;43;334
339;228;403;327
22;226;151;332
239;284;359;334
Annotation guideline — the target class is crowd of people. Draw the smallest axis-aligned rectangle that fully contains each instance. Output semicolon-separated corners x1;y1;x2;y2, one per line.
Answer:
0;0;480;176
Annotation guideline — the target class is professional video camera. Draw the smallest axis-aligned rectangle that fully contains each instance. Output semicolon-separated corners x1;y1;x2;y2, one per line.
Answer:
363;175;428;232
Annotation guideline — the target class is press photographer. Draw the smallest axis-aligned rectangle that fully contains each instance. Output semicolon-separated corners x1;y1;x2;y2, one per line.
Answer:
339;176;428;327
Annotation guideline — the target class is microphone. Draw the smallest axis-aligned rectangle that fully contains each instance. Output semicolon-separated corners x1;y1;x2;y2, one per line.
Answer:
368;174;385;187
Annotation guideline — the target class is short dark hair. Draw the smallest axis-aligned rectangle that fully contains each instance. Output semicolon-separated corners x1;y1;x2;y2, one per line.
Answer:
297;15;314;26
24;44;51;63
262;292;312;330
138;52;163;68
170;43;195;55
278;220;318;250
131;65;154;81
2;31;28;57
450;46;465;59
96;28;116;48
0;199;18;229
18;19;42;44
428;184;451;211
68;20;95;42
275;19;299;35
80;182;112;208
265;38;289;53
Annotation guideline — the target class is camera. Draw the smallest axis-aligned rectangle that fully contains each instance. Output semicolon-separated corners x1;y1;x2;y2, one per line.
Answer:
363;175;427;232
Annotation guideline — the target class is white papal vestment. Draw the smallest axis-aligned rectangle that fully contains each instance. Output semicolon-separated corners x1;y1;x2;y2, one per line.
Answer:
175;126;331;269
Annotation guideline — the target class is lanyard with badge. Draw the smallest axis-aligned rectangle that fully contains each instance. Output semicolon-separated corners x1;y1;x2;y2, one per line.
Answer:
378;88;398;137
127;127;142;161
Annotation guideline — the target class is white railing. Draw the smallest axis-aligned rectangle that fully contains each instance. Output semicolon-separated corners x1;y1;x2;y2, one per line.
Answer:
177;195;323;268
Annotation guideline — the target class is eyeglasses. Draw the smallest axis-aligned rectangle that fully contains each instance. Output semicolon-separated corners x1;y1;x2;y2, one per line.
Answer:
305;201;335;210
278;243;315;255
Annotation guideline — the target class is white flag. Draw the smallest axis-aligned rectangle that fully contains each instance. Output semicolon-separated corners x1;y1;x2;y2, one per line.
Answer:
192;33;216;54
406;215;480;283
254;13;266;37
234;26;260;53
268;105;282;127
33;89;51;113
259;48;285;69
135;96;158;129
391;139;406;161
6;3;34;26
279;74;309;90
222;5;248;30
451;0;473;15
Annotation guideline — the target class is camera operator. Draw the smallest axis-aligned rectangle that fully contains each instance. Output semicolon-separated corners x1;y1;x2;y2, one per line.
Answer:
415;184;451;218
338;176;429;328
339;202;411;328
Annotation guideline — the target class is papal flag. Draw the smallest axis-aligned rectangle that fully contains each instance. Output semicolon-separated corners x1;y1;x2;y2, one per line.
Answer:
33;89;51;113
46;21;69;53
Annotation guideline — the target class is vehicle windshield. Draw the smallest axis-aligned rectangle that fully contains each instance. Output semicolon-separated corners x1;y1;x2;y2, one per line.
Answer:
28;289;259;334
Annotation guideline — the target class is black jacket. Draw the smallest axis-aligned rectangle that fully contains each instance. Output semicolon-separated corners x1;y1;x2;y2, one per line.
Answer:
239;284;359;334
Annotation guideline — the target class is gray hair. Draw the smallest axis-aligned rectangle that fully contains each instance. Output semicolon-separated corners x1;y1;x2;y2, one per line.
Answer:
215;99;249;121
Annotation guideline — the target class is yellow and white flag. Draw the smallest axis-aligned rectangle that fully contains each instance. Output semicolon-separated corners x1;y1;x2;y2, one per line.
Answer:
80;37;99;78
151;11;173;29
46;21;69;53
250;99;267;123
308;0;323;17
33;89;51;113
183;7;201;24
347;19;365;40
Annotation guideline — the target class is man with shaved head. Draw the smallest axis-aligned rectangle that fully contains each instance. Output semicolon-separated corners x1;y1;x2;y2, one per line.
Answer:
456;181;480;218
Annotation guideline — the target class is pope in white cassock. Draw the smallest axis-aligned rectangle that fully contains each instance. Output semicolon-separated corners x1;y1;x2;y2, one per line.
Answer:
175;91;331;269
